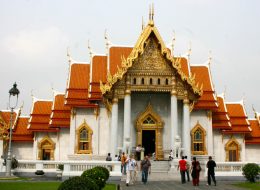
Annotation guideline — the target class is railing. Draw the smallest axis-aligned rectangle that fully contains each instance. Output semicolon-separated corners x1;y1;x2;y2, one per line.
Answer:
0;159;122;178
204;162;260;177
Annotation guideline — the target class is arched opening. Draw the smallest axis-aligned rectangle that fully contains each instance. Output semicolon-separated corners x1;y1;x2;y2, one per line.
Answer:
165;78;169;85
150;78;153;85
141;78;145;85
133;78;136;85
37;136;55;160
157;78;160;85
225;138;241;161
77;120;93;154
191;122;207;155
135;103;164;160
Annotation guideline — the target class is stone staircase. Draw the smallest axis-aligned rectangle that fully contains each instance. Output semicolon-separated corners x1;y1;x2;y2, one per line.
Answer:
150;161;170;173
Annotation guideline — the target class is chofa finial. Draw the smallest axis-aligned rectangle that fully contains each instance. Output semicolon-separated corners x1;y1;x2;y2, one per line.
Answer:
148;4;154;26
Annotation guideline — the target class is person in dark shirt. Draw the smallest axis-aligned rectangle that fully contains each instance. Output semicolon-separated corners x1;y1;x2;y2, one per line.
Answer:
140;155;151;184
206;156;216;186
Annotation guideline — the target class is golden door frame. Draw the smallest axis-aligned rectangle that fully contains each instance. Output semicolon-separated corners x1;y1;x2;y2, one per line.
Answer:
135;103;164;160
37;136;55;160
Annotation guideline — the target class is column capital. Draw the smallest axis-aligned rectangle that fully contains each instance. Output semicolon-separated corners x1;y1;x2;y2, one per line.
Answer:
125;89;131;95
183;98;189;105
112;97;118;104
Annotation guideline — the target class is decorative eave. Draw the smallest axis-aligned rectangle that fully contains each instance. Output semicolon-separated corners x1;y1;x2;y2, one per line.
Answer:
100;22;203;97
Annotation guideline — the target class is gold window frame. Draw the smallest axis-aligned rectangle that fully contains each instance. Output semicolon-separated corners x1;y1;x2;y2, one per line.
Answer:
76;120;93;154
191;122;207;155
225;137;241;161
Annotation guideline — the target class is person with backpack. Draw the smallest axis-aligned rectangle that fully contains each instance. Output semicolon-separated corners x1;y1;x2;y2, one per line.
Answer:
140;155;151;184
191;157;201;186
207;156;217;186
125;154;138;186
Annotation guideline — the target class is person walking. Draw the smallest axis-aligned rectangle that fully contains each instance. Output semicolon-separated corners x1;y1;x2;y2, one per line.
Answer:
125;154;137;186
178;156;187;184
184;156;190;182
106;153;112;171
191;157;201;186
207;156;217;186
121;152;127;175
140;155;151;184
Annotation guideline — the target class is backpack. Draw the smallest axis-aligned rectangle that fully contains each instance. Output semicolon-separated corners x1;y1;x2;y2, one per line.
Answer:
196;163;201;171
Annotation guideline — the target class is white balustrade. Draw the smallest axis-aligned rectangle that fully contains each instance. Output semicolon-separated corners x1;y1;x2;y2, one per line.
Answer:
0;159;122;178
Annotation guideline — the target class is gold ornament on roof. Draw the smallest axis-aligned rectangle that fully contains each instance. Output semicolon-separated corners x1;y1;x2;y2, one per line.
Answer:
100;7;203;97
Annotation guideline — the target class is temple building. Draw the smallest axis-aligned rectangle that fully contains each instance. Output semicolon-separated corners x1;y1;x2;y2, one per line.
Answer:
1;12;260;164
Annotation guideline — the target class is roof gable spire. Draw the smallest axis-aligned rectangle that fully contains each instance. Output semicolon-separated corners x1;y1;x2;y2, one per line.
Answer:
148;4;154;26
171;30;176;56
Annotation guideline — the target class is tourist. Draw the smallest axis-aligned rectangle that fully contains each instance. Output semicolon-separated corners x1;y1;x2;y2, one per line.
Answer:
184;156;190;182
207;156;217;186
140;155;151;184
168;150;174;161
125;154;137;186
135;144;142;161
121;152;127;175
191;157;201;186
106;153;112;171
178;156;187;184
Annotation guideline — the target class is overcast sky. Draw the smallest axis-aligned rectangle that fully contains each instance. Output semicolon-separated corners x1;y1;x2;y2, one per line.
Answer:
0;0;259;117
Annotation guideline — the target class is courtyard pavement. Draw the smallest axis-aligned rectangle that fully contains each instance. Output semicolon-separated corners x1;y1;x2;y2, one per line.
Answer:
119;181;245;190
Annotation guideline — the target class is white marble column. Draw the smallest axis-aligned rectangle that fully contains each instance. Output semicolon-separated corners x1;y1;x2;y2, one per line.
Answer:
123;93;131;153
182;98;191;160
69;109;76;155
207;111;214;156
0;140;3;158
110;97;119;158
170;92;178;152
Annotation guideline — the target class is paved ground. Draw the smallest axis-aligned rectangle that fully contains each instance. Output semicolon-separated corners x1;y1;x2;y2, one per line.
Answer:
119;181;244;190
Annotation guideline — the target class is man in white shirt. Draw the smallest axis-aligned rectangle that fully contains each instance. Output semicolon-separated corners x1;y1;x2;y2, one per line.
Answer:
125;154;137;186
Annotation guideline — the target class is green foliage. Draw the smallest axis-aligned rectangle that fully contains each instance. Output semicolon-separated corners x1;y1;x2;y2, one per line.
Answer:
81;167;107;190
92;166;110;181
58;164;64;170
233;182;260;190
0;182;61;190
58;176;98;190
242;163;260;183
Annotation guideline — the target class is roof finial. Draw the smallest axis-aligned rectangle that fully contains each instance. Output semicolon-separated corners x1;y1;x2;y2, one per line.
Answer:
223;85;227;99
142;16;145;30
187;41;192;62
252;105;257;118
171;30;176;56
67;47;72;64
87;40;93;58
208;50;212;66
104;29;111;55
148;4;154;26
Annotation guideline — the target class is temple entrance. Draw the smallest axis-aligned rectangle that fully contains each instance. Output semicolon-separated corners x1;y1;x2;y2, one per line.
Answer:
37;136;55;160
136;103;164;160
142;130;155;157
42;149;51;160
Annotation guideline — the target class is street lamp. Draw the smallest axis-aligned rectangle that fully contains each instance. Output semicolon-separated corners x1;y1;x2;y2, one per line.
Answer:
6;82;19;176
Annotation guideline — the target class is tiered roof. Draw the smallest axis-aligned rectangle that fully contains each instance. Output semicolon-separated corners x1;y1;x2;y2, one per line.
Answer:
49;93;70;128
223;102;251;134
246;119;260;144
28;99;58;132
212;95;231;130
191;65;218;110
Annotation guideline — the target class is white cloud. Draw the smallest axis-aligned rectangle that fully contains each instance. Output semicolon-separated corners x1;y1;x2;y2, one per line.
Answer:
2;26;68;62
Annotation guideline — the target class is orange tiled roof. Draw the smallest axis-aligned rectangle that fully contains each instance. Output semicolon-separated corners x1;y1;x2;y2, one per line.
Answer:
212;96;232;130
50;94;70;128
190;65;218;110
0;111;18;128
28;100;58;132
179;57;189;77
65;63;96;107
89;55;107;100
223;103;251;134
245;119;260;144
109;47;132;75
13;116;33;142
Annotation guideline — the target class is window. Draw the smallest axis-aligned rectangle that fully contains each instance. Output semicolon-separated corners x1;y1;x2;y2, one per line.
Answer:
77;120;93;154
150;78;153;85
133;78;136;85
165;78;168;85
141;78;145;85
225;139;240;161
158;78;160;85
143;116;155;124
191;123;207;155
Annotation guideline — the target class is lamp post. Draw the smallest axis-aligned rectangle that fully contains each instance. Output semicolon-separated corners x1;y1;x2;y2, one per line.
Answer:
6;82;19;177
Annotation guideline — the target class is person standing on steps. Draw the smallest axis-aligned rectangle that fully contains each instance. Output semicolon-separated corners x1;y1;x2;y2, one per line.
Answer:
178;156;187;184
185;156;190;182
207;156;217;186
140;155;151;184
125;154;137;186
121;152;127;175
